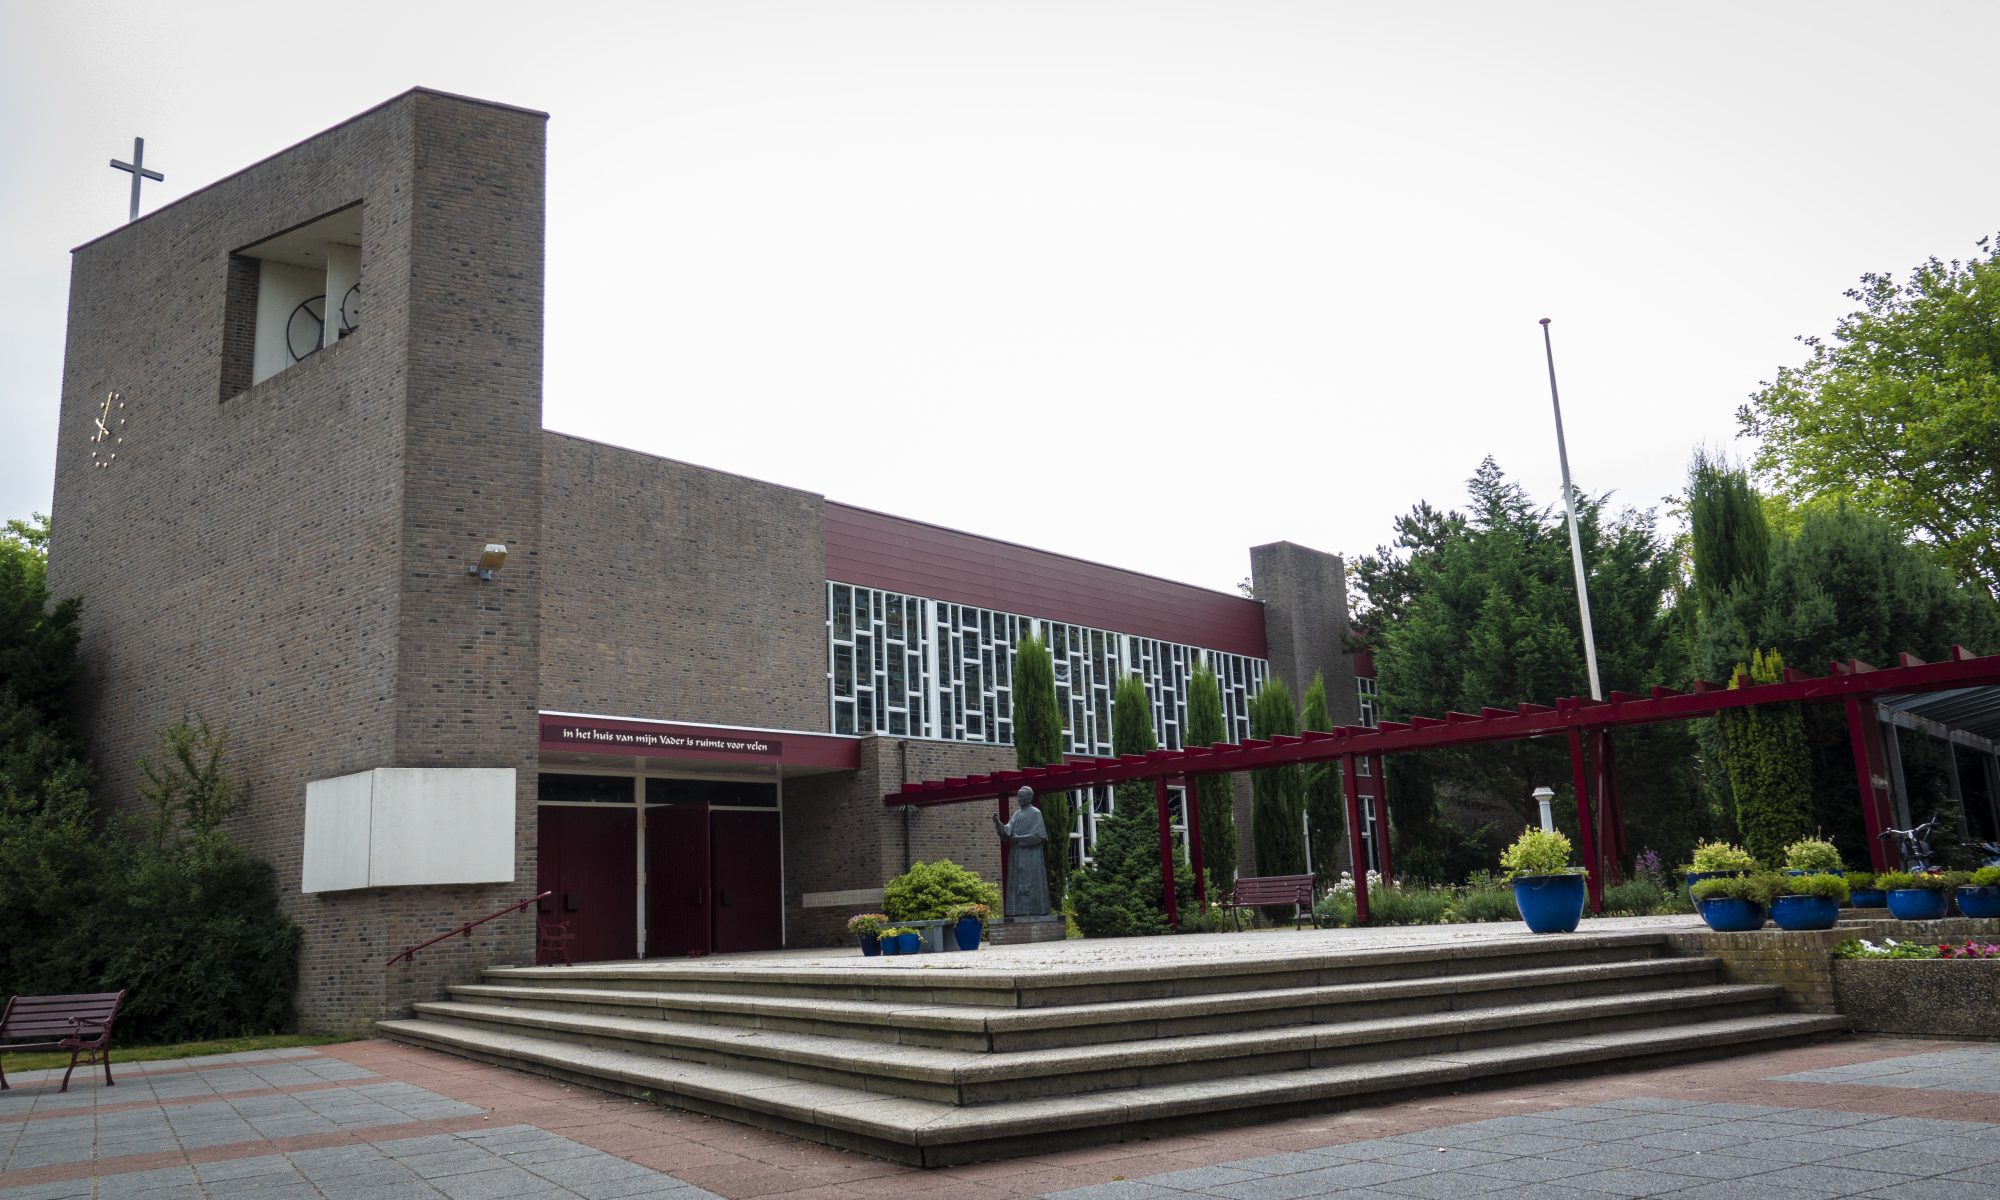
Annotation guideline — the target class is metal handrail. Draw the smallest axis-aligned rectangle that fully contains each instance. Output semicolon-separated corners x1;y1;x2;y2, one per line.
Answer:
385;890;553;967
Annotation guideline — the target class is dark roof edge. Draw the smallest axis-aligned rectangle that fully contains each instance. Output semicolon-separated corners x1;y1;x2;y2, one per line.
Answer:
72;87;549;254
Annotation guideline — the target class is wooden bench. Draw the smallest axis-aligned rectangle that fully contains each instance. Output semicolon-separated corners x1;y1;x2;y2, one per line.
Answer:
0;990;126;1093
1218;875;1320;931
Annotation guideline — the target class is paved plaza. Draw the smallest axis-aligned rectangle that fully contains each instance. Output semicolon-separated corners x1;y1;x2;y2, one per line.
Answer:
1;1034;1996;1198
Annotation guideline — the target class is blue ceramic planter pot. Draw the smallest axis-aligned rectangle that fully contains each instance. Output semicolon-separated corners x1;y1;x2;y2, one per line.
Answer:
1955;886;2000;919
1697;897;1766;932
878;936;902;956
858;934;881;957
954;916;983;951
1770;894;1840;931
1848;888;1886;908
1511;873;1586;934
895;932;921;954
1885;889;1948;920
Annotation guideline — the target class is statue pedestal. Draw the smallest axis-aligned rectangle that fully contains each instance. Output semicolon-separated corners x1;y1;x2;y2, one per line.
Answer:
988;915;1065;945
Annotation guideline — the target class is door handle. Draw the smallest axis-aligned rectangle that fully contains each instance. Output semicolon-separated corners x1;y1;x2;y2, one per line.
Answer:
693;888;706;907
719;889;731;907
564;892;581;912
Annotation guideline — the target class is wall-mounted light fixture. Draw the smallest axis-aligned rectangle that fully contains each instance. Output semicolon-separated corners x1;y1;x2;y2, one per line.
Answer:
468;543;508;582
1532;786;1556;833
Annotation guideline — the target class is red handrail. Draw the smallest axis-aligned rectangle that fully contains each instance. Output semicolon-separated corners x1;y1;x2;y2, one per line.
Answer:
385;891;553;967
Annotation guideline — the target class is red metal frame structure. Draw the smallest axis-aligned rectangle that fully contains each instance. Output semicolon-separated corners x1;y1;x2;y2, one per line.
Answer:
385;891;554;967
888;648;2000;922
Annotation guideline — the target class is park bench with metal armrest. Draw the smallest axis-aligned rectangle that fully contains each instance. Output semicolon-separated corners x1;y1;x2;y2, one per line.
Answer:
1218;874;1320;931
0;990;126;1093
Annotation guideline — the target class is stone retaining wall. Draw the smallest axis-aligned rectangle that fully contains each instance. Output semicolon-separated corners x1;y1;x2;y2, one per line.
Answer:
1666;916;2000;1016
1832;959;2000;1037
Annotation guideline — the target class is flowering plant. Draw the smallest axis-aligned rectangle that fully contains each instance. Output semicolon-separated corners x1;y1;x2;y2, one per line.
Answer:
1834;937;2000;960
1938;941;2000;959
846;912;888;936
952;902;990;920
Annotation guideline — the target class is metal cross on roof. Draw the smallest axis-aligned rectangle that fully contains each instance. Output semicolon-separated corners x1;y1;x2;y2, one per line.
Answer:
109;136;164;223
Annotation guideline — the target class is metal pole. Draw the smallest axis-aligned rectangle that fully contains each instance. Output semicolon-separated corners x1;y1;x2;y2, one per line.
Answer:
1539;319;1604;702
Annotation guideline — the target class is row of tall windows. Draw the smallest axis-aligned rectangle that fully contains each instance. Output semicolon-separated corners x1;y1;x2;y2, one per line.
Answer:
826;582;1270;755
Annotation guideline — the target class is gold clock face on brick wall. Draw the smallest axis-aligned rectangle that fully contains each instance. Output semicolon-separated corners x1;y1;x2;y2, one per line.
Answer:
90;391;125;468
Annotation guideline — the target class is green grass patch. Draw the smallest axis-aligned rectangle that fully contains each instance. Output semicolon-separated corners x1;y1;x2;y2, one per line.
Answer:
2;1032;348;1073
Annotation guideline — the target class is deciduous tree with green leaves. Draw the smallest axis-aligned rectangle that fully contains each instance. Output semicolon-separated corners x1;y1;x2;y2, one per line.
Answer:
1738;238;2000;599
1011;632;1069;902
1184;662;1238;895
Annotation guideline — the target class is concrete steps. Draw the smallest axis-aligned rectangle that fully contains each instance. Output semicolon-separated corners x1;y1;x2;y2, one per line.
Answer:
377;930;1849;1166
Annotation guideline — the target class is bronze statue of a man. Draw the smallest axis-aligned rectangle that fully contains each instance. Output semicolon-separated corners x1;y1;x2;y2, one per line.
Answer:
993;785;1052;917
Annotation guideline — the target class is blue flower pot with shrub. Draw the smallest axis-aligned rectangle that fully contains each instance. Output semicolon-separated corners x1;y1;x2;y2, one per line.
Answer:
1765;871;1847;932
1957;868;2000;918
1686;840;1759;905
1691;873;1769;931
895;931;921;954
954;915;983;950
1500;827;1586;934
1878;872;1952;921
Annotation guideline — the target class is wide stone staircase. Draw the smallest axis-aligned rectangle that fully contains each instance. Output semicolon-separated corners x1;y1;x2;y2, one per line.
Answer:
377;929;1847;1166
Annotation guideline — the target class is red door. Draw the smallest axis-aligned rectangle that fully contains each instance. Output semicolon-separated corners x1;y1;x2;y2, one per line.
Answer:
537;806;637;964
644;804;712;958
710;810;783;953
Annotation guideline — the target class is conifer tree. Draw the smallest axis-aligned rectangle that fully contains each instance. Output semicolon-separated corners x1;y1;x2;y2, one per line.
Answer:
1720;649;1814;865
1068;674;1190;936
1300;672;1343;890
1184;663;1238;894
1011;632;1069;901
1249;679;1306;889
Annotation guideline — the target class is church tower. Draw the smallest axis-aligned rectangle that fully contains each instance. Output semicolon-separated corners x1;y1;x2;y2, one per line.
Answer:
49;90;549;1030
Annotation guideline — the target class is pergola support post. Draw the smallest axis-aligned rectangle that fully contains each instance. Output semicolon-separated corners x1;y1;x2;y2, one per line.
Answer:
1595;730;1626;882
1155;776;1178;928
1342;753;1370;924
1846;696;1895;872
1567;727;1603;913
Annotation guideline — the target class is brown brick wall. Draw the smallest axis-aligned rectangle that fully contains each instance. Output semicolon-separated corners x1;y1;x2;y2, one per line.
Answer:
539;434;826;731
48;90;548;1034
783;738;1014;947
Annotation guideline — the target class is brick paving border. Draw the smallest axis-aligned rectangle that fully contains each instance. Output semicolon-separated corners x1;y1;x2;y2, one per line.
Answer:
2;1036;1996;1198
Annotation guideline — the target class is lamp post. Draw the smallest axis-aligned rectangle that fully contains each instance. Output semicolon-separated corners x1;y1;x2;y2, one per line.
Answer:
1538;319;1604;702
1533;786;1556;833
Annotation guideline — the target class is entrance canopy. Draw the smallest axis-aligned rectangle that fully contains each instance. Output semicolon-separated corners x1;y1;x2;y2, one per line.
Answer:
887;647;2000;921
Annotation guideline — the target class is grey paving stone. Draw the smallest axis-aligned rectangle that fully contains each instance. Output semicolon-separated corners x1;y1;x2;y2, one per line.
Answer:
1463;1131;1598;1156
1539;1141;1681;1168
1780;1122;1933;1149
1623;1129;1757;1154
1046;1184;1184;1200
1703;1137;1856;1165
1819;1146;1991;1177
1857;1184;1998;1200
1461;1155;1609;1184
0;1181;93;1200
1470;1186;1625;1200
568;1174;687;1200
94;1167;201;1197
1372;1168;1523;1198
1541;1166;1682;1198
1652;1183;1828;1200
1749;1161;1913;1194
1639;1151;1780;1181
402;1147;508;1180
1598;1097;1705;1113
1379;1146;1512;1171
430;1167;554;1200
1131;1164;1266;1190
1678;1104;1788;1120
1890;1133;2000;1161
1305;1139;1431;1162
1231;1150;1355;1174
1759;1108;1890;1129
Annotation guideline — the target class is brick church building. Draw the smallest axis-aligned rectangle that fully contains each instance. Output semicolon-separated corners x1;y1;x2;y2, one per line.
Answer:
48;90;1364;1033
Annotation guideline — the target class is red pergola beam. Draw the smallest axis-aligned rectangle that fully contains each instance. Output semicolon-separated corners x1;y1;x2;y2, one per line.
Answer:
885;648;2000;808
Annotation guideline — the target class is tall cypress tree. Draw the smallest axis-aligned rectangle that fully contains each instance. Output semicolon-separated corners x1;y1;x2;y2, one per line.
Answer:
1686;450;1770;846
1249;679;1305;886
1011;632;1069;902
1184;663;1238;895
1720;649;1814;865
1300;672;1342;890
1070;674;1190;936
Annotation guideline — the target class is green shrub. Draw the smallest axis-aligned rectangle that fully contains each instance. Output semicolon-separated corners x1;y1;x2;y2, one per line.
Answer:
1446;884;1522;924
1783;837;1844;874
1846;870;1877;890
1759;872;1849;904
1601;878;1665;915
1691;840;1759;873
1314;881;1454;928
883;859;1000;922
1691;874;1767;903
1877;870;1952;892
1969;866;2000;888
1498;827;1575;878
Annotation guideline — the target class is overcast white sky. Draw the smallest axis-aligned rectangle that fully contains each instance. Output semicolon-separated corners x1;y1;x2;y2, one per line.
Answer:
4;1;1995;594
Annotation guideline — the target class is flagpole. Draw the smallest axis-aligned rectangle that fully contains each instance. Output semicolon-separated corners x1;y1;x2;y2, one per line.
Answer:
1539;318;1604;702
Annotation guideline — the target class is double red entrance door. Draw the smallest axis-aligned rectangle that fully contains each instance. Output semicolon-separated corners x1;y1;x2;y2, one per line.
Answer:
538;802;781;963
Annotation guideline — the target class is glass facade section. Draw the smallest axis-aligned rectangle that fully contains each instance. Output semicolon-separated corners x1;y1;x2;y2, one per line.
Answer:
826;582;1269;755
